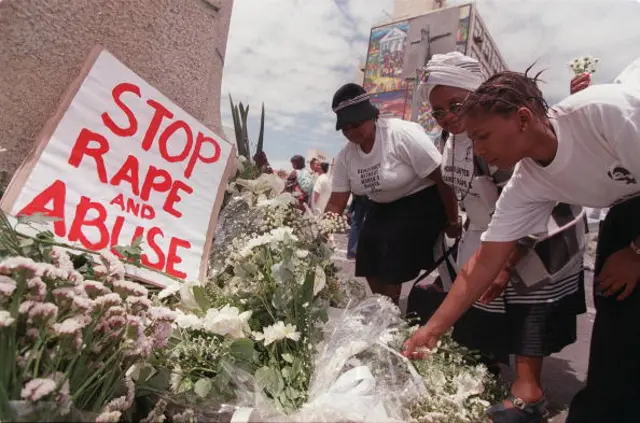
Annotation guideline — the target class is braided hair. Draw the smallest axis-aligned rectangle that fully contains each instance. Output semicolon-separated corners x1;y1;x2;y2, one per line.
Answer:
462;65;549;119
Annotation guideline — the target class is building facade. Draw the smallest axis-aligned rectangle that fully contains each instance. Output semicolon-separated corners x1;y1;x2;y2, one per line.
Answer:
361;2;507;137
0;0;234;189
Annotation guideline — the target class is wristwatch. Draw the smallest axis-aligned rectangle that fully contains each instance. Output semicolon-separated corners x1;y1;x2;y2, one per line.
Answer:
631;239;640;255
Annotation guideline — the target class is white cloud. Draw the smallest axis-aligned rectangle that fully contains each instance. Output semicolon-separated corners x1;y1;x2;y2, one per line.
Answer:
221;0;640;163
471;0;640;102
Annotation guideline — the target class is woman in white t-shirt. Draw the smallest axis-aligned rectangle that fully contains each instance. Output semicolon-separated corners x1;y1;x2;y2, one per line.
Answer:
325;83;461;304
414;52;587;423
404;64;640;423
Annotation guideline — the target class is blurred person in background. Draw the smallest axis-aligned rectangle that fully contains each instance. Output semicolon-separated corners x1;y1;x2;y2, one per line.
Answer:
311;162;332;215
285;155;315;209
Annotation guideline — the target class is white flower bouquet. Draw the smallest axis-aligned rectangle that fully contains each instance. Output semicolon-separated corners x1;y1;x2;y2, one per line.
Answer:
569;55;599;76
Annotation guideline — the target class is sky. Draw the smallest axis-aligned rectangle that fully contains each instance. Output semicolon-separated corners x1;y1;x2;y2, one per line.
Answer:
220;0;640;172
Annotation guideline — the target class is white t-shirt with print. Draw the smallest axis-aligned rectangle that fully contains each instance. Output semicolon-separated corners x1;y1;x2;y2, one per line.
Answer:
441;133;504;230
332;118;441;203
482;83;640;242
311;173;332;214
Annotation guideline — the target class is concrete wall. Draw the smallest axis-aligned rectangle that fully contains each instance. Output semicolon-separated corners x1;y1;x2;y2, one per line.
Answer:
0;0;233;189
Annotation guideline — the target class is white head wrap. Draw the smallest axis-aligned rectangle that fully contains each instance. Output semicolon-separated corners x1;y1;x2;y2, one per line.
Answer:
614;56;640;87
417;52;484;103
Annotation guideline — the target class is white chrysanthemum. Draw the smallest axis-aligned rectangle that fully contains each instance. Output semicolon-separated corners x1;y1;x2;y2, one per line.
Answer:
254;321;300;346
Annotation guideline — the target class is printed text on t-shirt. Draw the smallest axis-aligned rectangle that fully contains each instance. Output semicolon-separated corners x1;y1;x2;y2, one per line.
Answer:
358;164;381;193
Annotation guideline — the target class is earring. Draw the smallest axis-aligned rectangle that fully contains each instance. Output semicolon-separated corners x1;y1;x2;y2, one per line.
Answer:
521;124;527;132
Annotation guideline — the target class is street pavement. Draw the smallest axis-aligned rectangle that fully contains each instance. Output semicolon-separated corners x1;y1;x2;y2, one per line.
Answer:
331;231;599;423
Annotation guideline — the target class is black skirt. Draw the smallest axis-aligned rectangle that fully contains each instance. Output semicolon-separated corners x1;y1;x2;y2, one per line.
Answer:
452;269;586;360
355;185;447;284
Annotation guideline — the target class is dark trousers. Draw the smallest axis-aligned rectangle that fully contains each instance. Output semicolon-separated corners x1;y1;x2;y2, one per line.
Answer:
347;195;370;257
566;197;640;423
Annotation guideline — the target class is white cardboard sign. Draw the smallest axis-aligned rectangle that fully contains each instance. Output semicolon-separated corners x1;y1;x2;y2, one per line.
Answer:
0;47;236;287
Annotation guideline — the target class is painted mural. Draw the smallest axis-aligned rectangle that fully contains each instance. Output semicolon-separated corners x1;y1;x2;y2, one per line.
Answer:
456;5;471;54
370;90;410;119
363;21;410;94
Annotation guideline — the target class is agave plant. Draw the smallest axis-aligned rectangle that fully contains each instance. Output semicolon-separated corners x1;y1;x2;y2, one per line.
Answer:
229;95;265;160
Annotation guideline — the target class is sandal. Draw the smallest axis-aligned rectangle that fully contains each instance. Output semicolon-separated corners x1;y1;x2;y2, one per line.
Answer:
486;395;548;423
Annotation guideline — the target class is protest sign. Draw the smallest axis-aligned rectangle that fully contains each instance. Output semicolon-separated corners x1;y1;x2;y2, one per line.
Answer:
0;47;235;287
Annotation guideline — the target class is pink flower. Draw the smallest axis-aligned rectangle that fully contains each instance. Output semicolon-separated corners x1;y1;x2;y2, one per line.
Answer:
94;293;122;309
39;263;72;280
0;257;40;276
152;321;173;348
93;264;109;277
0;275;16;297
71;294;95;311
27;302;58;324
112;280;148;297
21;378;57;401
19;300;38;314
95;410;122;422
53;315;91;335
102;376;135;412
100;251;125;280
50;248;74;273
81;280;111;298
105;306;126;317
148;307;176;323
27;277;47;301
125;296;152;315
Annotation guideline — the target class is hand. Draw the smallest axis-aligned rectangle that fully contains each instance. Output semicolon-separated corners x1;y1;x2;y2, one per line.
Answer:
596;246;640;301
402;320;446;359
445;218;462;238
570;73;591;94
478;267;510;304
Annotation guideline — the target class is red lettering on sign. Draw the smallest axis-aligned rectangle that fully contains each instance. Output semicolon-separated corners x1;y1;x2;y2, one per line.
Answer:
185;133;221;178
110;193;126;210
110;155;140;195
159;120;193;163
163;180;193;218
166;237;191;279
102;82;141;137
142;227;166;271
17;179;67;237
142;99;173;152
68;196;110;250
140;166;172;201
68;128;110;183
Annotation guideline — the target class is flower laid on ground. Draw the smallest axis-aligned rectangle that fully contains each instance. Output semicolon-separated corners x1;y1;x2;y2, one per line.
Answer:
569;55;599;75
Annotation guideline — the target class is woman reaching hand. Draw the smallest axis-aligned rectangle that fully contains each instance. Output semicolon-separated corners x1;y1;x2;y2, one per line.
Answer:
404;62;640;423
416;52;586;423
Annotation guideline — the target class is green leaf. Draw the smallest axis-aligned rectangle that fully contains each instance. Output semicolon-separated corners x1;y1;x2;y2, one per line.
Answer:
145;367;171;391
192;286;211;311
255;366;284;396
229;338;255;362
281;353;294;364
17;212;60;226
19;238;34;248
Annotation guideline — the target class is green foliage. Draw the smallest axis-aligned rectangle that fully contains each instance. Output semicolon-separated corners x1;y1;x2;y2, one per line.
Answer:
229;94;266;160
